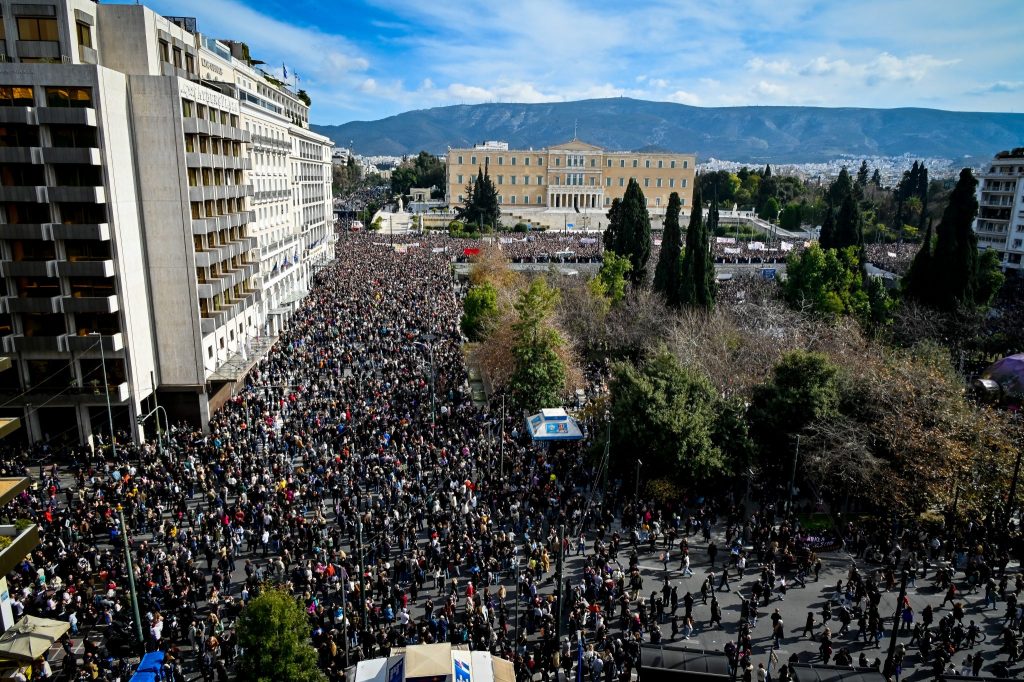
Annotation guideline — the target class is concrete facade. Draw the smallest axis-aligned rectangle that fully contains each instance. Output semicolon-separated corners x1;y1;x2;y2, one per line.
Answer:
974;149;1024;272
446;139;697;219
0;0;332;443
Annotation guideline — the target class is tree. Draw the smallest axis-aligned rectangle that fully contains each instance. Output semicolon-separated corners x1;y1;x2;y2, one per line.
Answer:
509;277;568;412
751;350;841;435
679;182;715;310
905;168;1002;312
783;244;869;319
870;168;882;187
609;349;735;483
818;204;836;248
653;192;683;305
856;160;869;188
590;251;633;306
456;168;500;230
779;203;802;232
236;589;326;682
461;282;498;340
758;196;781;222
833;193;863;249
602;179;651;285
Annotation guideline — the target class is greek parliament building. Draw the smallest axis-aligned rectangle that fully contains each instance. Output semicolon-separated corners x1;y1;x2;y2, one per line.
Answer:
0;0;334;444
445;139;697;222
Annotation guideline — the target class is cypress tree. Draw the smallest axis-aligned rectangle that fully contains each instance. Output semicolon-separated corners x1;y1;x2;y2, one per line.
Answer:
856;160;869;187
833;193;863;249
679;184;715;310
931;168;980;310
819;203;836;249
613;179;652;286
903;217;934;305
653;192;683;306
603;198;623;253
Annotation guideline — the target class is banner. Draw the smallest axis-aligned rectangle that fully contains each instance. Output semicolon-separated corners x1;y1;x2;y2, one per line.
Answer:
431;247;448;253
393;244;409;253
580;238;597;245
724;247;741;254
781;241;794;251
499;238;513;244
716;236;737;244
464;248;480;257
748;241;766;251
653;239;663;246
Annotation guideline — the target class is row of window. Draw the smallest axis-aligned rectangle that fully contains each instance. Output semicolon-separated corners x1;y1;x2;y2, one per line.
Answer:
455;194;686;208
456;173;688;189
0;86;93;108
454;154;691;170
181;100;240;128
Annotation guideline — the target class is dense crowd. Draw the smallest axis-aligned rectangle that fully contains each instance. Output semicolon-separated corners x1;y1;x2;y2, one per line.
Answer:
0;233;1021;682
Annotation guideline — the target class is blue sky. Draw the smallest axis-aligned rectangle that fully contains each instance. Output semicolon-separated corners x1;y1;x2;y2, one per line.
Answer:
130;0;1024;125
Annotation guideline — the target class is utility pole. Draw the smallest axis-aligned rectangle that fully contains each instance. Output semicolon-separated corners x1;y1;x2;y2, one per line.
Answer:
118;511;145;651
342;565;350;668
884;571;909;680
357;521;368;647
555;524;565;641
634;459;642;500
788;434;801;513
499;394;505;479
92;333;117;461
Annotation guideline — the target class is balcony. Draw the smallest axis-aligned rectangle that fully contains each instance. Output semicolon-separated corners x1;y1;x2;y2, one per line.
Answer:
65;332;123;353
4;334;67;353
0;520;39;577
15;40;61;61
56;259;114;277
61;294;119;314
42;147;101;165
48;185;105;203
4;296;61;314
0;107;37;125
78;44;97;65
0;224;52;240
36;107;96;127
0;186;47;203
51;223;109;240
1;260;56;277
0;147;43;164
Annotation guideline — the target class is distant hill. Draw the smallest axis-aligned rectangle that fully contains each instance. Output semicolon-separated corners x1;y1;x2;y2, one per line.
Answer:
311;98;1024;163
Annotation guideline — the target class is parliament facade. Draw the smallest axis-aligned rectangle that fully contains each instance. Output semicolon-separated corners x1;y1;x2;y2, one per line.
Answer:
445;140;697;215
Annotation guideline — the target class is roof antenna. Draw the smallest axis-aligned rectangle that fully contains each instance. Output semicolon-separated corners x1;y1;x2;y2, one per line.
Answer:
573;119;578;140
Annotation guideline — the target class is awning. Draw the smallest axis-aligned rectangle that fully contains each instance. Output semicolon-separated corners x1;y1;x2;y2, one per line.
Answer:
130;651;165;682
791;664;886;682
0;616;69;662
405;643;452;679
525;408;584;441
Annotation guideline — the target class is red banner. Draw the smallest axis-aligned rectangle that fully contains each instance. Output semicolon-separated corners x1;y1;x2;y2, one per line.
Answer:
463;248;480;256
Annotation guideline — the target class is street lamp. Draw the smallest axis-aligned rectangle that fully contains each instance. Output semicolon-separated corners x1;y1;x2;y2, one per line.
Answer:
136;405;170;458
413;333;436;429
89;332;116;460
635;459;643;500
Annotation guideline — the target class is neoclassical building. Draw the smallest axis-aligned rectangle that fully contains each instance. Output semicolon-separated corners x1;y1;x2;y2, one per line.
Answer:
445;139;697;216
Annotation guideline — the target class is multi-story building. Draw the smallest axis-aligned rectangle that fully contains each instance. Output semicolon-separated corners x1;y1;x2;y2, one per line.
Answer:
0;0;332;443
445;139;697;222
974;148;1024;272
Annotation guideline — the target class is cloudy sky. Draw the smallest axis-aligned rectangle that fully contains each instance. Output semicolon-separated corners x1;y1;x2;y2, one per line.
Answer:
131;0;1024;125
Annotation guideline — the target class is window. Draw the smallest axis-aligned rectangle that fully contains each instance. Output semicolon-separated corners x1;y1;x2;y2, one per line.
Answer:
45;87;92;108
644;178;650;187
645;160;651;168
537;157;543;165
681;179;687;188
457;174;463;184
619;160;625;168
497;175;503;185
17;17;59;41
536;196;542;205
511;157;516;165
555;158;560;167
591;159;596;167
537;176;543;185
159;40;170;63
458;195;463;203
523;176;529;185
656;197;661;206
670;160;676;169
510;196;516;204
656;178;662;187
0;86;34;107
683;160;689;169
619;178;624;187
182;99;193;117
525;157;530;166
658;160;663;169
471;156;477;165
497;156;504;165
457;155;463;164
76;21;92;48
497;195;503;204
669;179;675;188
680;198;686;206
511;176;516;185
606;178;611;187
632;160;638;168
607;159;612;167
173;47;183;69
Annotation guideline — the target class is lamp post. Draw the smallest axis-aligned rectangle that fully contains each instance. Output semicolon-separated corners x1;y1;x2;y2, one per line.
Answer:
414;333;436;429
118;510;145;651
90;332;116;460
787;434;801;513
634;459;642;500
136;405;169;457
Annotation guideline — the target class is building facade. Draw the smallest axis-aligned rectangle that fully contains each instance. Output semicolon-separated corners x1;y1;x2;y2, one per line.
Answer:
445;139;697;218
974;149;1024;272
0;0;332;443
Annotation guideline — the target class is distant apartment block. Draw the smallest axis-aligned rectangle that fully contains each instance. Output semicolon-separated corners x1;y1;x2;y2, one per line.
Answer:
0;0;332;443
445;139;697;216
974;148;1024;272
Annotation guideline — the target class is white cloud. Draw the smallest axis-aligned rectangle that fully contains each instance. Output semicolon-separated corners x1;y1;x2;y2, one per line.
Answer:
747;57;792;75
358;79;378;94
970;80;1024;94
753;80;786;98
666;90;701;105
867;52;959;83
649;78;669;90
799;56;851;77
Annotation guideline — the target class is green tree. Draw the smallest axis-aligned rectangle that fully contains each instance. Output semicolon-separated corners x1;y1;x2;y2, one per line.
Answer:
456;168;501;230
461;282;498;340
679;182;715;310
590;251;633;306
609;349;733;483
509;277;567;412
236;589;326;682
779;202;802;232
783;243;869;319
833;193;863;249
905;168;1002;312
870;168;882;187
602;179;651;285
653;192;683;305
856;160;869;188
758;196;781;222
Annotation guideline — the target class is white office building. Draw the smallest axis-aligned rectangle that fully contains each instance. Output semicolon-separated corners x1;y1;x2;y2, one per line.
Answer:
0;0;333;443
974;148;1024;272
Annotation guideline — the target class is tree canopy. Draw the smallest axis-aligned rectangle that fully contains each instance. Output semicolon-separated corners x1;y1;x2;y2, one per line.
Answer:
235;589;326;682
456;168;501;230
509;277;568;412
603;179;652;285
653;192;683;306
679;183;715;310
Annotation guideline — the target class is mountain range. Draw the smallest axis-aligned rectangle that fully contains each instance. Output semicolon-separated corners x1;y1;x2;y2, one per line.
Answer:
311;97;1024;163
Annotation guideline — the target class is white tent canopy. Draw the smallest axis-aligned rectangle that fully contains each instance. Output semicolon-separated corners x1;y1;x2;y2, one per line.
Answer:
525;408;584;441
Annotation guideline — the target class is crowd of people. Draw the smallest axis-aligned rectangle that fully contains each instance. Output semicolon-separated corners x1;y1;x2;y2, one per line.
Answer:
0;232;1021;682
